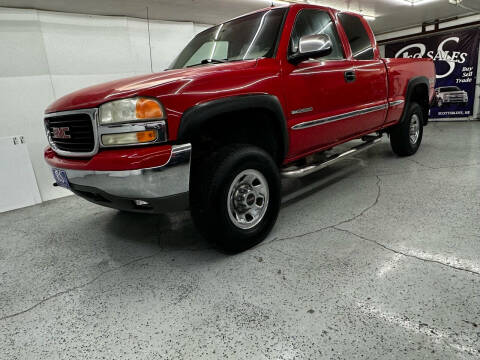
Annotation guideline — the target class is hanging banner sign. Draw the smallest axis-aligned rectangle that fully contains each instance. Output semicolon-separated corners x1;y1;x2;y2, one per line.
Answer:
385;28;479;119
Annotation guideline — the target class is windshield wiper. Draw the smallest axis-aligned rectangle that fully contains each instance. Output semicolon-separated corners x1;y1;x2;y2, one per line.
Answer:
201;58;226;64
186;58;227;67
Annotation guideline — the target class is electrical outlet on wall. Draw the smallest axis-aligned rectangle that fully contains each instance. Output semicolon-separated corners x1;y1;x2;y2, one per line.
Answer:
1;136;42;212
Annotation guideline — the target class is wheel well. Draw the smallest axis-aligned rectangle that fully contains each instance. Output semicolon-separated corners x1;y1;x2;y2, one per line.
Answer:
409;83;429;124
187;109;284;165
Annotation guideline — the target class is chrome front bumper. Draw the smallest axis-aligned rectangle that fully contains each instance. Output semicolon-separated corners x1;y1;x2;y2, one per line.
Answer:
57;143;192;212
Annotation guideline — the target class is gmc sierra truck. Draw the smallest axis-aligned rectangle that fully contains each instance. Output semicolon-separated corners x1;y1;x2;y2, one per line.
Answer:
435;86;468;107
44;4;435;252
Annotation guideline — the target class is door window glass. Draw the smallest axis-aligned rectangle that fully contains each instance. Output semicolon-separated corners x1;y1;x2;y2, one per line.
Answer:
338;13;374;60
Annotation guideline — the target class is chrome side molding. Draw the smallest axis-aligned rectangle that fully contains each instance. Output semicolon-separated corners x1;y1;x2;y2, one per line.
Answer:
292;104;388;130
389;100;405;107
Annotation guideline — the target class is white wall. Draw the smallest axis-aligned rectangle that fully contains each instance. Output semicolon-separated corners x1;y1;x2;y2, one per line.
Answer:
376;14;480;43
0;7;211;206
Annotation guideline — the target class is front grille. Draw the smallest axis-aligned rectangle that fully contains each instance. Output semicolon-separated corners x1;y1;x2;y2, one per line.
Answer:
45;113;95;154
446;94;465;101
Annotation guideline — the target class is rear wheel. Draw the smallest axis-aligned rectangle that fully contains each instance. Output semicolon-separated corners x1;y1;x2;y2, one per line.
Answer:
390;102;423;157
190;144;281;253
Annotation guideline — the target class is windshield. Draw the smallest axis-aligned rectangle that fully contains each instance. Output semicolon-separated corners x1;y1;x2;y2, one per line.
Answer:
169;8;287;69
439;87;461;92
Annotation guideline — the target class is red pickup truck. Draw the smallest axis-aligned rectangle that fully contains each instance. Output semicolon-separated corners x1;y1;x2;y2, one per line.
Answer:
44;4;435;252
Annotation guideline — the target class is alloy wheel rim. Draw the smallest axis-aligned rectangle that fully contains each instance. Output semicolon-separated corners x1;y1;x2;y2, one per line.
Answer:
227;169;269;230
409;114;420;144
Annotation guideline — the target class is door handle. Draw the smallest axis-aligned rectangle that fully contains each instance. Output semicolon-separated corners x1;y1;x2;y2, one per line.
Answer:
344;70;356;83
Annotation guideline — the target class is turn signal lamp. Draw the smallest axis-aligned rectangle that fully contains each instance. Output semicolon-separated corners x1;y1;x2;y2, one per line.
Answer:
102;130;157;146
136;98;164;119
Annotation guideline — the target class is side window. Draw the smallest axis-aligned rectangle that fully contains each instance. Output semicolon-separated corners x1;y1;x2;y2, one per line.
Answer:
290;10;344;60
338;13;374;60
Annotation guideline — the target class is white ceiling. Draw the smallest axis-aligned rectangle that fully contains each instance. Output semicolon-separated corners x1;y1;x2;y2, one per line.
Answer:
323;0;479;34
0;0;275;24
0;0;478;33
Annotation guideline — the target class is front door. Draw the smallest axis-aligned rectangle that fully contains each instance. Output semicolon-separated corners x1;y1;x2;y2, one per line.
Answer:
285;9;358;159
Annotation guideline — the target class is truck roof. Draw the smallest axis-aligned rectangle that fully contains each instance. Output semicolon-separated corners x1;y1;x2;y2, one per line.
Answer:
225;3;345;24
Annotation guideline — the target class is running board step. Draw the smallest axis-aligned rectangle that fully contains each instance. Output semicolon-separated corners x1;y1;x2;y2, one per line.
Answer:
281;136;382;179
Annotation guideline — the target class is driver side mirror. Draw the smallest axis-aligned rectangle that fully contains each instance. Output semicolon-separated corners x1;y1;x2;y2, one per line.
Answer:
288;34;333;65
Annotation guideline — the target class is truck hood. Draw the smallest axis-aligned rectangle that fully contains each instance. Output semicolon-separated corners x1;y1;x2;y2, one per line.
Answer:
444;91;467;95
45;60;257;113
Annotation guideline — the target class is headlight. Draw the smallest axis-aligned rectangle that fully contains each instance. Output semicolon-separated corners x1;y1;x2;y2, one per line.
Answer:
98;97;167;147
99;97;165;125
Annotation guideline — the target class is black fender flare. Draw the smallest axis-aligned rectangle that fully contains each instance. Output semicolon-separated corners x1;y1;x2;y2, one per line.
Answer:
400;76;430;125
177;94;289;160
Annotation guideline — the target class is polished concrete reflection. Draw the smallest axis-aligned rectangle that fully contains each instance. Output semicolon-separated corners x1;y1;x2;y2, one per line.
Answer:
1;121;479;359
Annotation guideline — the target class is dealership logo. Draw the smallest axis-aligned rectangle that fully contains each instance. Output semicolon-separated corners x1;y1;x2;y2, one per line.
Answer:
52;127;71;139
394;37;468;79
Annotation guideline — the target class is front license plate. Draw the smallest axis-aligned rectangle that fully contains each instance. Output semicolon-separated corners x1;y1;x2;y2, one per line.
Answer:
52;168;70;189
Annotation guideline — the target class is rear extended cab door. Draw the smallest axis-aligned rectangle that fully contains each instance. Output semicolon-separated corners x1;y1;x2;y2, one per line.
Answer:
336;12;388;133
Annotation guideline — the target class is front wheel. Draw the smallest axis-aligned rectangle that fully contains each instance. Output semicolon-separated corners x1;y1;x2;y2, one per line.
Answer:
190;145;281;253
390;102;424;157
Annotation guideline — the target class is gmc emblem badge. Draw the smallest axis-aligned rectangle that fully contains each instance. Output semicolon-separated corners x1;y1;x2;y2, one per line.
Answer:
52;127;71;139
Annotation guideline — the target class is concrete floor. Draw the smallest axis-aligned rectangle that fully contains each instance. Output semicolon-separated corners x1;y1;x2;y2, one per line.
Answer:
1;121;480;359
